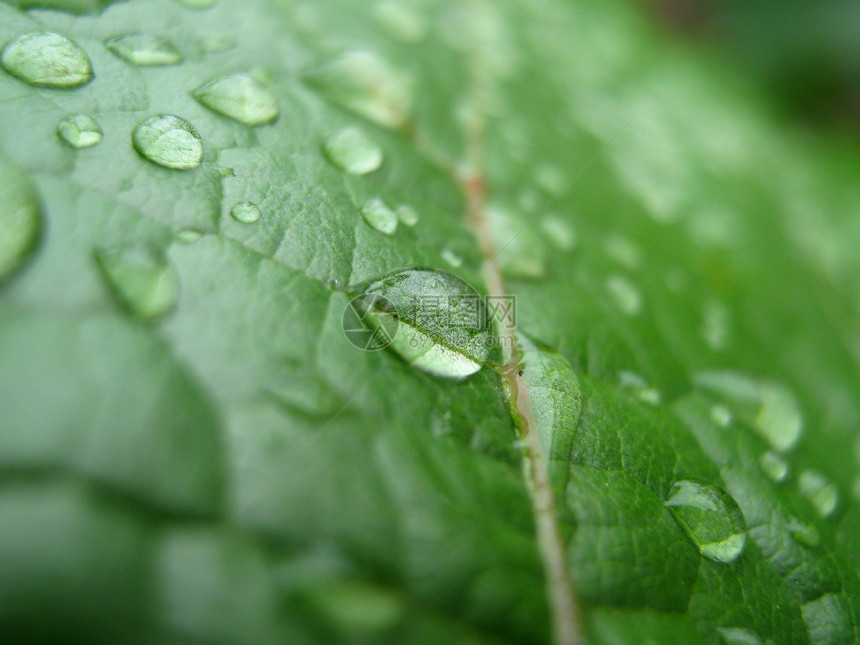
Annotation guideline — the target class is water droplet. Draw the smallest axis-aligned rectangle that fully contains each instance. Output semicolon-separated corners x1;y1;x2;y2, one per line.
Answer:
701;299;730;351
94;245;179;321
1;31;93;88
798;470;838;518
716;627;763;645
175;228;203;244
57;114;102;148
323;127;382;175
395;204;418;227
604;234;641;269
441;247;462;267
359;268;492;379
230;201;261;224
538;215;577;251
801;593;853;645
619;371;661;405
105;33;182;66
710;404;733;428
665;478;747;563
360;198;397;235
759;451;788;483
694;371;803;452
132;115;203;170
606;274;642;316
374;1;427;43
303;51;412;130
786;517;820;548
200;36;236;53
192;73;278;126
0;156;41;283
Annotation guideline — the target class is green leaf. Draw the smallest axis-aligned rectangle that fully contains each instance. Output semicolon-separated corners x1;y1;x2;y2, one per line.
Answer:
0;1;859;644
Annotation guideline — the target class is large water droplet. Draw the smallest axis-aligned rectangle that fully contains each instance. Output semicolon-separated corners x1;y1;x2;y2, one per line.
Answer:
323;126;382;175
132;115;203;170
230;201;261;224
1;31;93;88
303;51;412;130
192;73;278;126
0;157;41;283
798;470;839;518
759;450;788;483
358;268;492;379
95;245;179;321
395;204;418;227
360;198;397;235
716;627;763;645
105;33;182;66
665;478;747;563
694;371;803;452
373;1;428;43
606;274;642;316
57;114;102;148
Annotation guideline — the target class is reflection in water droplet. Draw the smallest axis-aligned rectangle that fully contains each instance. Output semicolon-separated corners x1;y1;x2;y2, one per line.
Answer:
192;73;278;126
57;114;102;148
0;157;41;283
323;127;382;175
798;470;838;518
694;371;803;452
175;228;203;244
665;478;747;563
132;115;203;170
303;51;412;130
373;1;427;43
95;245;179;321
716;627;762;645
360;198;397;235
395;204;418;226
230;201;261;224
105;33;182;66
538;214;577;251
1;31;93;88
359;268;492;379
606;274;642;316
759;451;788;483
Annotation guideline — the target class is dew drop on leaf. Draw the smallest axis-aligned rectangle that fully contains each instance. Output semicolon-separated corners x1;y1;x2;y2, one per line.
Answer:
360;198;397;235
175;228;203;244
192;73;278;126
798;470;839;518
57;114;102;148
132;115;203;170
95;245;179;321
0;156;41;284
664;478;747;563
441;247;463;268
0;31;93;88
359;268;492;379
759;450;788;483
538;214;577;251
230;201;261;224
395;204;418;227
323;126;383;175
105;33;182;66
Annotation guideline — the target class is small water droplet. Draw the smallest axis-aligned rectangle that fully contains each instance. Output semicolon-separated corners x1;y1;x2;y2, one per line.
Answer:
395;204;418;226
716;627;763;645
57;114;102;148
303;51;412;130
1;31;93;88
105;33;182;66
694;371;803;452
360;198;397;235
323;127;383;175
538;215;577;251
710;404;733;428
606;274;642;316
441;246;462;267
604;234;641;269
619;371;660;405
230;201;261;224
175;228;203;244
132;115;203;170
759;451;788;483
665;478;747;563
786;517;820;548
373;1;427;43
798;470;838;518
0;156;42;283
701;299;730;351
94;245;179;321
200;36;235;53
359;268;492;379
192;73;278;126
